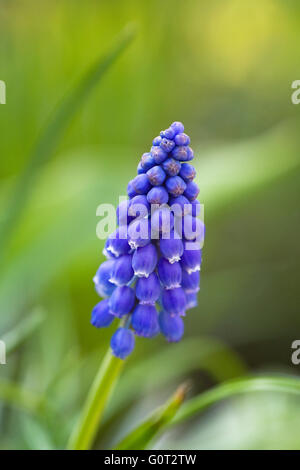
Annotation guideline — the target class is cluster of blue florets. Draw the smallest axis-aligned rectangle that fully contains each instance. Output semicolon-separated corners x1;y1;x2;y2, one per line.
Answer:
91;122;203;359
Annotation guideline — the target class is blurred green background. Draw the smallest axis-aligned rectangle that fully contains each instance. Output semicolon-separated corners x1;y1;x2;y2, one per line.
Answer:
0;0;300;450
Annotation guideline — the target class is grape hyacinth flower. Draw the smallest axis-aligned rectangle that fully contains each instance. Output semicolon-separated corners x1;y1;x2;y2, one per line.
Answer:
91;122;204;359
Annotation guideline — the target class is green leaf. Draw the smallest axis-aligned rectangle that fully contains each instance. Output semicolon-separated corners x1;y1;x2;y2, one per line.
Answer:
115;383;189;450
67;348;124;450
0;24;136;259
101;336;246;425
2;307;45;355
168;376;300;429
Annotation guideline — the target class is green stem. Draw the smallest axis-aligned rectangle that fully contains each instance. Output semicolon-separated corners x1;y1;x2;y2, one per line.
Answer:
67;348;124;450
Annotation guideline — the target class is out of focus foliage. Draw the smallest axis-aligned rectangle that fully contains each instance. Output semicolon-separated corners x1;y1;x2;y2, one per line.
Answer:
0;0;300;449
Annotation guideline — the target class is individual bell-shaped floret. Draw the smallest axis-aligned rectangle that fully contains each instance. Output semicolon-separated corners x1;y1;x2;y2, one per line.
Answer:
131;304;160;338
181;241;202;273
91;299;115;328
135;272;161;304
162;287;186;316
109;254;134;286
151;206;174;237
159;230;184;264
181;270;200;293
137;161;145;174
175;214;204;241
157;258;182;289
132;243;158;278
108;285;135;318
128;218;151;250
93;260;116;297
159;310;184;342
106;228;130;257
110;327;135;359
169;195;191;216
128;195;150;218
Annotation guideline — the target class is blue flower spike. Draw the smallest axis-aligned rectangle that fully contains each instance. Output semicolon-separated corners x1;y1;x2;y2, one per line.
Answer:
91;122;203;359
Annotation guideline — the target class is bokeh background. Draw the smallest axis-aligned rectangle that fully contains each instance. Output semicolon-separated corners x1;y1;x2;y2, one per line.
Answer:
1;0;300;450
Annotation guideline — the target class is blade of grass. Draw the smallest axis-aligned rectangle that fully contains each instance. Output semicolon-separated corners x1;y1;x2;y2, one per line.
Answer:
67;348;124;450
115;383;189;450
0;24;136;260
2;307;45;356
168;376;300;429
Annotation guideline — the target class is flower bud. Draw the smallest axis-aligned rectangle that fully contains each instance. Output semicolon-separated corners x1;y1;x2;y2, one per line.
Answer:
152;136;162;146
141;152;155;170
175;214;204;241
171;121;184;134
159;310;184;342
91;299;115;328
159;230;184;263
128;195;150;217
110;254;134;286
171;146;189;161
181;270;200;293
160;138;175;153
162;287;186;316
162;157;181;176
127;180;138;198
128;218;151;249
109;285;135;317
161;127;175;140
147;186;169;205
151;206;174;236
165;176;187;196
183;181;200;201
106;228;130;257
179;163;196;182
147;165;166;186
181;242;202;273
151;146;168;164
93;260;116;297
136;272;161;304
132;174;152;194
132;243;158;277
110;328;135;359
157;258;182;289
132;304;159;338
169;195;191;216
174;133;190;146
